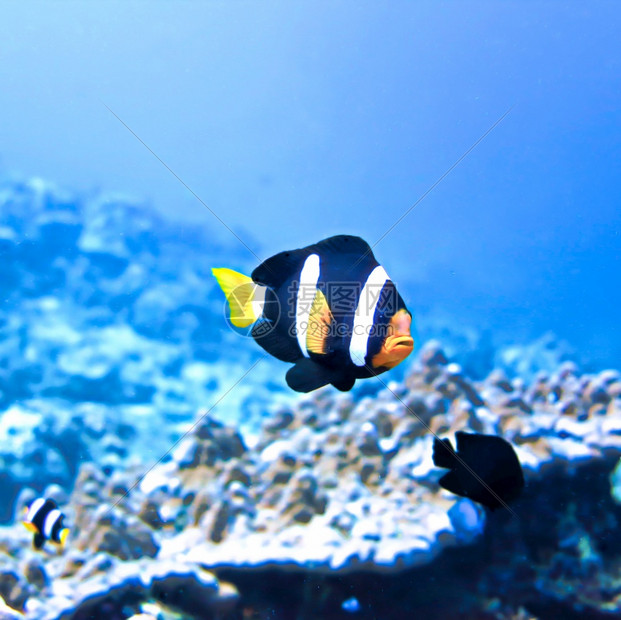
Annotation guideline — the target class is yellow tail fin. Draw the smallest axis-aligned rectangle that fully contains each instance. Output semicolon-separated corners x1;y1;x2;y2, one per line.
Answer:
59;528;70;546
211;268;263;328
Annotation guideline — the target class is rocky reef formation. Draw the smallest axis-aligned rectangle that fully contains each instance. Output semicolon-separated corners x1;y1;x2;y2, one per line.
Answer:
3;176;620;618
1;341;621;618
0;176;585;527
0;178;291;522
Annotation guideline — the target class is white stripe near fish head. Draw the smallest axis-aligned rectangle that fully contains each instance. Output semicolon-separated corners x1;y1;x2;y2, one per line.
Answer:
43;509;62;539
25;498;46;524
295;254;321;358
349;266;389;367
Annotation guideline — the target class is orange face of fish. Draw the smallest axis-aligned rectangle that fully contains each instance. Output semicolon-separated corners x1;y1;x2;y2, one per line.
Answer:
371;309;414;370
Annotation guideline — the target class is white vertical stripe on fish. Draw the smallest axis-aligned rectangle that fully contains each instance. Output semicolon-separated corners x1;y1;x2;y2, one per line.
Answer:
349;266;389;367
295;254;321;357
26;498;45;524
43;509;61;539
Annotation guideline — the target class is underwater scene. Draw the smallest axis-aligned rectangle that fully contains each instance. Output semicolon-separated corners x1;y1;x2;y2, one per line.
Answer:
0;3;620;619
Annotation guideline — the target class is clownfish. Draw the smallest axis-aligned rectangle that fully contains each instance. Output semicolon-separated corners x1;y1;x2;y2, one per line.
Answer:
22;497;69;549
212;235;414;392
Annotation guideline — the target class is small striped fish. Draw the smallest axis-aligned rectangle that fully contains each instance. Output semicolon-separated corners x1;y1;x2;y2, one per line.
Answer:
22;497;69;549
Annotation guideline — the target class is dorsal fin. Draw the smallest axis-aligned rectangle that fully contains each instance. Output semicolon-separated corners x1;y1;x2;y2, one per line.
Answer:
251;248;309;288
306;289;333;355
432;437;457;469
313;235;374;257
252;236;375;289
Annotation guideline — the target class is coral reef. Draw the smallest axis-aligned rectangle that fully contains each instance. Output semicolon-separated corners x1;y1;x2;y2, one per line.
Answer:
1;339;621;618
24;559;237;620
2;177;620;618
0;177;580;524
0;178;291;521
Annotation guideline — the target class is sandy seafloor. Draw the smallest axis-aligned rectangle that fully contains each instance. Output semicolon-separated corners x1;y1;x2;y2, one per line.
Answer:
2;178;621;619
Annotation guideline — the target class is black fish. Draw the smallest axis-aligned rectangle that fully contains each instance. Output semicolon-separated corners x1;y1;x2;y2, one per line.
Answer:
212;235;414;392
433;431;524;510
22;497;69;549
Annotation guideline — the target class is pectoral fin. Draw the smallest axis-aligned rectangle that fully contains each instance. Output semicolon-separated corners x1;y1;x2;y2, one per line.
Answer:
331;376;355;392
285;359;335;393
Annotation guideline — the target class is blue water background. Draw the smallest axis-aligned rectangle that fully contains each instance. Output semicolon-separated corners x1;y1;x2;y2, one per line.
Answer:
1;2;619;367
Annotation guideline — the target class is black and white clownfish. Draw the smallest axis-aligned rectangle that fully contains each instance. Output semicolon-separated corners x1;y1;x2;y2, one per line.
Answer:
433;432;525;511
212;235;415;392
22;497;69;549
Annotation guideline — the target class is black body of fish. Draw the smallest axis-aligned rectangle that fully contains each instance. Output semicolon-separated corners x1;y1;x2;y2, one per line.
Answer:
432;431;524;510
